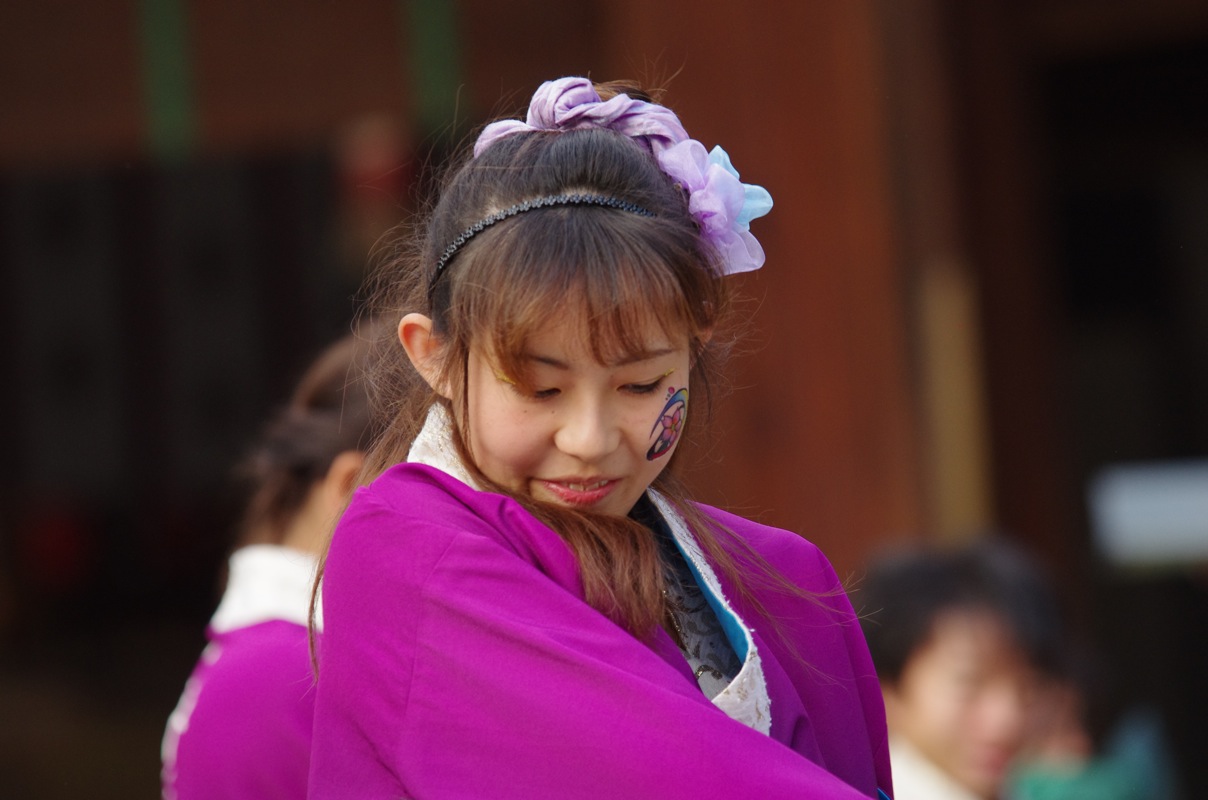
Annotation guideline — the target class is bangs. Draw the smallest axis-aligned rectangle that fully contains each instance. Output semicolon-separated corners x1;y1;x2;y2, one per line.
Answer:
447;206;710;381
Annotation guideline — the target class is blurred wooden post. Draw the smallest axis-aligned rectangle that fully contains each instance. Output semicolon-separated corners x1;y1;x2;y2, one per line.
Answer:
879;0;997;542
946;0;1085;582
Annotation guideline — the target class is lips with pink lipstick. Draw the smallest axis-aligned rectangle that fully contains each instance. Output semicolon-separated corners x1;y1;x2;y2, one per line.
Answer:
538;477;619;506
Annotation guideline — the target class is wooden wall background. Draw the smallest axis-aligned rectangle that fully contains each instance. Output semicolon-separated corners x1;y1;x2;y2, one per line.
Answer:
0;0;941;580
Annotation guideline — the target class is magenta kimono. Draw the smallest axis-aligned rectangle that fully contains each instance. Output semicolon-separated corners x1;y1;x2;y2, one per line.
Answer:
162;546;318;799
310;419;892;798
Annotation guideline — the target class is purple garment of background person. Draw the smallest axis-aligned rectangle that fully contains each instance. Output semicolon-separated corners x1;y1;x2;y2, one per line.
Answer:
163;546;317;799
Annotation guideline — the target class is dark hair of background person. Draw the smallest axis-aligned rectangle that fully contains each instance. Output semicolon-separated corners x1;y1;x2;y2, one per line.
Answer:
858;537;1065;684
234;323;381;548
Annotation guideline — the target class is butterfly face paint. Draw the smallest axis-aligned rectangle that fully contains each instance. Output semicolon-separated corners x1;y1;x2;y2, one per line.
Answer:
647;386;688;460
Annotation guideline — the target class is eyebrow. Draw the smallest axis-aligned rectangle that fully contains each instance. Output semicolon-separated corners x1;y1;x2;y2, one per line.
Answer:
523;347;678;369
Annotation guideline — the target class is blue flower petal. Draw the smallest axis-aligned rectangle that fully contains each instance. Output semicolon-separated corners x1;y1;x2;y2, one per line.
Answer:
707;146;772;229
707;145;739;179
738;184;773;228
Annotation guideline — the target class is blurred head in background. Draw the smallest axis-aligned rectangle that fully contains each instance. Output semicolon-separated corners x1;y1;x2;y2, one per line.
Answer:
234;321;382;555
859;537;1063;799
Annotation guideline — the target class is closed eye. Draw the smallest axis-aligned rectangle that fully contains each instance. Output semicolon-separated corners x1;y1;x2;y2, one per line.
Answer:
624;378;665;395
501;379;560;401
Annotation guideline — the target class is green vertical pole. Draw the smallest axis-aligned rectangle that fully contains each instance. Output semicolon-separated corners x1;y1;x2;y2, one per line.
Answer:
138;0;197;161
403;0;463;138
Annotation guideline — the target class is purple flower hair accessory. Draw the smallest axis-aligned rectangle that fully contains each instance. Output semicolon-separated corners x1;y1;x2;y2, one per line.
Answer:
656;141;773;275
473;77;773;275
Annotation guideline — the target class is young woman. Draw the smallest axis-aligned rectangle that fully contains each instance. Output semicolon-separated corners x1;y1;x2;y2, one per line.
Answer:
309;77;893;799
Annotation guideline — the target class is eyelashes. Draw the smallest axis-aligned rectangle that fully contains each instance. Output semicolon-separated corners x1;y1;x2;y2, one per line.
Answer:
500;368;676;400
627;366;676;396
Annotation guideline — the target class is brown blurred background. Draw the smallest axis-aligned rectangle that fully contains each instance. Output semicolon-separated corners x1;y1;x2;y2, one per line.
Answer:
1;0;1206;796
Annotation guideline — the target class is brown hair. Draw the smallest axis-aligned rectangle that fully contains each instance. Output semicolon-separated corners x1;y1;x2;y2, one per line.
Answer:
345;80;786;638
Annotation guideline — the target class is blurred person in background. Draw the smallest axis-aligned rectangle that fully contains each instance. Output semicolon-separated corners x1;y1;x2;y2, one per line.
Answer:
857;538;1063;800
1009;652;1178;800
160;323;379;799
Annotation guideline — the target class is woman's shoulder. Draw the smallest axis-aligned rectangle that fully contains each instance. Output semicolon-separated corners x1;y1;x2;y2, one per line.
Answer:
694;503;842;594
695;503;826;561
200;621;315;705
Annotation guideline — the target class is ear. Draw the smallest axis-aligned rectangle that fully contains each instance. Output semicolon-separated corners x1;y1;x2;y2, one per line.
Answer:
319;450;366;515
399;313;450;398
879;680;905;731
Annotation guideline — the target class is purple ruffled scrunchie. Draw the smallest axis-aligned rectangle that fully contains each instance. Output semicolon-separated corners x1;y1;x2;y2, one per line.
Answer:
473;77;773;275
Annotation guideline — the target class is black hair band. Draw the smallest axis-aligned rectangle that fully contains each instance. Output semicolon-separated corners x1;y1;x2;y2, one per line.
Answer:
428;193;655;299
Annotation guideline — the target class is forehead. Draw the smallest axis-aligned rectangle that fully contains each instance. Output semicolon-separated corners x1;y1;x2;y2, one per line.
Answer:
921;610;1031;672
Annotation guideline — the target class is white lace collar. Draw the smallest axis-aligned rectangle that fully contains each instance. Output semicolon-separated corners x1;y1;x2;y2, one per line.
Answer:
648;492;772;734
407;404;479;487
210;544;321;632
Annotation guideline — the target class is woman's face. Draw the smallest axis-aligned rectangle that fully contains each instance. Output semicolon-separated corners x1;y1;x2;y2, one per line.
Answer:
461;312;692;517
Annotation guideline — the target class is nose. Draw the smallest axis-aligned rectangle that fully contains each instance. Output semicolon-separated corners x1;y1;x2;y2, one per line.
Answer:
554;396;621;463
978;680;1031;747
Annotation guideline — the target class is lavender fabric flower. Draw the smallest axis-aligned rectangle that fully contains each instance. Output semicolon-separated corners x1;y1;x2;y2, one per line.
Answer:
657;141;774;275
474;77;688;157
472;77;773;275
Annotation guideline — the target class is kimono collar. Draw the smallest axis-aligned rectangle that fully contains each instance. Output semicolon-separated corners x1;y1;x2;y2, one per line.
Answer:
210;544;321;632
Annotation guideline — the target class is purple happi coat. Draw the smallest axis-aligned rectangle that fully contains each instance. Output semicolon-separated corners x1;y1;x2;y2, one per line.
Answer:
309;415;892;799
163;546;319;799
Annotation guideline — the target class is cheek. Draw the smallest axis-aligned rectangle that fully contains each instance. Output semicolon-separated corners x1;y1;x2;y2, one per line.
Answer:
465;389;545;476
481;409;543;457
645;386;689;461
901;666;976;739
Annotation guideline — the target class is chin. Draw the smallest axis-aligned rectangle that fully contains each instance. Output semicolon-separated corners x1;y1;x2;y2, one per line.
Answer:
960;767;1008;799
